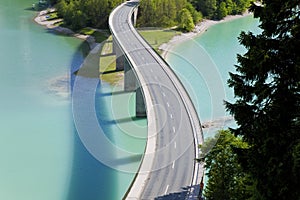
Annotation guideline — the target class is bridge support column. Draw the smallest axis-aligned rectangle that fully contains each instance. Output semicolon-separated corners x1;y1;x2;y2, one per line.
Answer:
136;85;146;118
113;38;125;71
112;36;145;117
124;57;137;91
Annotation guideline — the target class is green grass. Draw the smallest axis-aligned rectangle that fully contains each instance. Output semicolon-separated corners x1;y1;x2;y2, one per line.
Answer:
46;12;59;21
99;36;124;85
98;29;180;85
79;28;109;43
80;27;95;35
54;20;64;26
139;29;181;53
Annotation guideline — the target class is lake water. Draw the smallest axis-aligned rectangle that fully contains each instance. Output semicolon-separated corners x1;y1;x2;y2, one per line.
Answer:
166;15;261;138
0;0;146;199
0;1;260;199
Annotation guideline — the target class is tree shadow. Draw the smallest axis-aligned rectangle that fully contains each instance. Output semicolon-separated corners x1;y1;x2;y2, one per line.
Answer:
154;184;202;200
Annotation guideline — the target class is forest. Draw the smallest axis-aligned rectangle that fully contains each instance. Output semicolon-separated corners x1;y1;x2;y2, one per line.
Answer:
52;0;251;31
52;0;123;30
138;0;251;31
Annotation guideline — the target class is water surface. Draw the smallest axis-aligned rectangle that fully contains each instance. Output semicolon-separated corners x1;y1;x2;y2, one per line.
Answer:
166;15;261;137
0;1;146;199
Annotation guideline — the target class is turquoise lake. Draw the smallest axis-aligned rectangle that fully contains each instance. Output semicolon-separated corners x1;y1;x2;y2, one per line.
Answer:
0;0;260;199
167;15;261;138
0;0;146;199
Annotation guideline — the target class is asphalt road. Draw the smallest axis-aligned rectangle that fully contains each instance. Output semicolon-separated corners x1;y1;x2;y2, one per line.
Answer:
109;1;201;199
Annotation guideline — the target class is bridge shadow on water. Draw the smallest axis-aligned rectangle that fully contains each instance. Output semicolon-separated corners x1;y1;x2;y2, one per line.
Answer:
67;42;118;200
67;125;116;200
67;42;147;200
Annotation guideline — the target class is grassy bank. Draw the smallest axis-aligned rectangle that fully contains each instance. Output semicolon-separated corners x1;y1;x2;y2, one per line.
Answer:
138;29;181;53
99;36;124;85
80;28;109;43
99;28;180;85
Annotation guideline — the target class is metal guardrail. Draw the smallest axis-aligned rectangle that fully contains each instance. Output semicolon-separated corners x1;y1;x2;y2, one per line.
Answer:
109;1;204;199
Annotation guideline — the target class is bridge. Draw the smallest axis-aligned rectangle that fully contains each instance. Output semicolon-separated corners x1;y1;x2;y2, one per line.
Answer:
108;0;204;199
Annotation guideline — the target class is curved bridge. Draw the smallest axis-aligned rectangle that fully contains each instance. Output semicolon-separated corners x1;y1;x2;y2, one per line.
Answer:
109;0;204;199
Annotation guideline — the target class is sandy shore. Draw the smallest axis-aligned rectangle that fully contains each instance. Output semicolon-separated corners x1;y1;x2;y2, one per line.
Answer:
160;12;253;58
34;9;98;49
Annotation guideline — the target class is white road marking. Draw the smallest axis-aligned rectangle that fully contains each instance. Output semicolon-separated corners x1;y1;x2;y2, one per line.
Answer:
170;114;173;119
174;141;177;149
162;92;166;97
167;102;170;107
164;185;169;195
173;126;176;133
172;161;175;169
150;69;153;73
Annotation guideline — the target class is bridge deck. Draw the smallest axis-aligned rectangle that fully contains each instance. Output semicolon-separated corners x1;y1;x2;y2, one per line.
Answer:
109;1;203;199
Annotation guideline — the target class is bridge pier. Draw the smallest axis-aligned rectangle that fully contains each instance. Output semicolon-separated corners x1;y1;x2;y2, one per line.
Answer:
113;38;124;71
124;56;137;92
112;35;146;117
136;85;146;118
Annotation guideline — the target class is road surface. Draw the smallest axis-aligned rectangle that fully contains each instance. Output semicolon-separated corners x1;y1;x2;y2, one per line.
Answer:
109;1;203;199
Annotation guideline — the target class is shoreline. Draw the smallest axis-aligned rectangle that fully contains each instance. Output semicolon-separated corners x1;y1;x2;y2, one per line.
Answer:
34;8;252;58
160;12;253;59
34;9;98;50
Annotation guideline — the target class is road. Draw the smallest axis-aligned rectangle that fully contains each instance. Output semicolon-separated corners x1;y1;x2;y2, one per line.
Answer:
109;1;202;199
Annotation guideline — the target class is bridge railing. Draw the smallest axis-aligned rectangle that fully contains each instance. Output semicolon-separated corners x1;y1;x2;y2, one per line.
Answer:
109;1;204;199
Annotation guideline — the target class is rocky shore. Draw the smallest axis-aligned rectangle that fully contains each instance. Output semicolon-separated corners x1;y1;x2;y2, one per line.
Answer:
34;9;98;50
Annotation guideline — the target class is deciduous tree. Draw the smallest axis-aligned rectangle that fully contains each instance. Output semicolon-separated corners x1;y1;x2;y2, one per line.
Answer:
178;8;195;31
200;130;252;200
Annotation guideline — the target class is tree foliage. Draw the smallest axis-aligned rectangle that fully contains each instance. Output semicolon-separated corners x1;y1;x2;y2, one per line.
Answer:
201;130;252;200
191;0;251;19
178;8;195;32
55;0;122;30
138;0;202;31
225;0;300;199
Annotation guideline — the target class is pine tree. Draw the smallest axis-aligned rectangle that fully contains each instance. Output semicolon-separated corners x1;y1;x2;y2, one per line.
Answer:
225;0;300;199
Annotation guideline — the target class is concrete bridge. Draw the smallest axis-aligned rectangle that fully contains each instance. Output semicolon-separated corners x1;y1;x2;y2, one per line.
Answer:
109;0;204;199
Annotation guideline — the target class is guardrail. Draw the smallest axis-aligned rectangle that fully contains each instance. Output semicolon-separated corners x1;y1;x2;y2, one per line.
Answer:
109;1;204;199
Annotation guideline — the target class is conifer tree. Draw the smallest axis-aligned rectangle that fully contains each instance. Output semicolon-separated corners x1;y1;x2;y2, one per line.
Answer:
226;0;300;199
